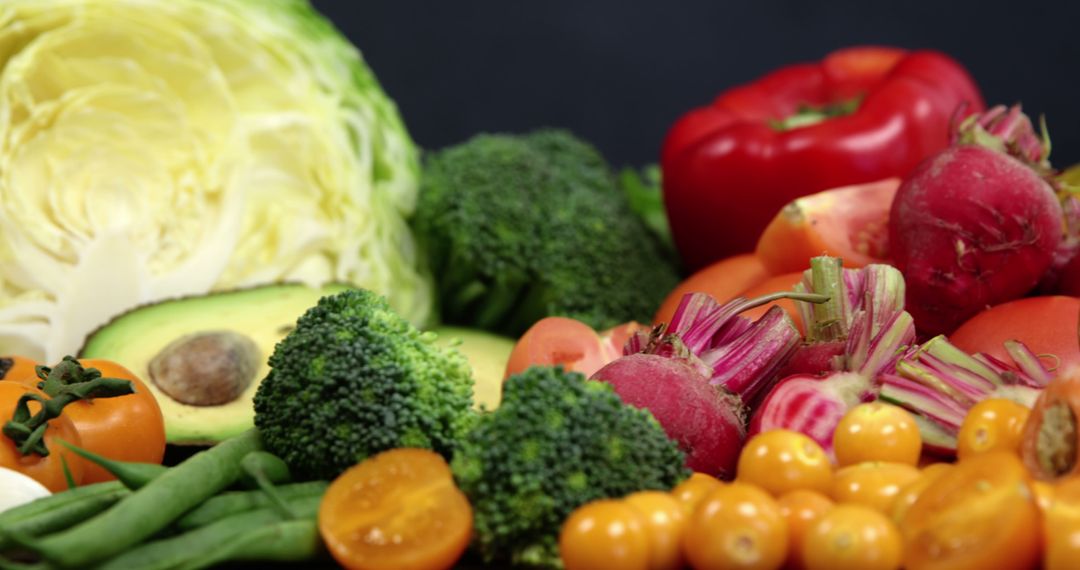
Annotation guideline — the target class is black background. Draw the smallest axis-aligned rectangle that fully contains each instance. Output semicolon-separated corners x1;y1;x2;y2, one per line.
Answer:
311;0;1080;170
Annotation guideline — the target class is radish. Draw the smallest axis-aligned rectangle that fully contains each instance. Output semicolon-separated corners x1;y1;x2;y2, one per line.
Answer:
750;258;917;458
879;335;1050;456
591;289;826;478
890;104;1065;336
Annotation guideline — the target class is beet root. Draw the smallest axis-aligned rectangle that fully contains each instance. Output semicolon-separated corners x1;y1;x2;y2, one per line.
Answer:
889;144;1063;336
590;353;746;479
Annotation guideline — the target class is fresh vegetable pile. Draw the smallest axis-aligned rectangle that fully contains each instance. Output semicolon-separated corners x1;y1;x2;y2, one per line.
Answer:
3;0;1080;569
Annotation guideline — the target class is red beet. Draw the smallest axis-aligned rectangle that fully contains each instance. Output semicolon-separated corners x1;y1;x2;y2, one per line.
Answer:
890;105;1064;336
591;353;745;478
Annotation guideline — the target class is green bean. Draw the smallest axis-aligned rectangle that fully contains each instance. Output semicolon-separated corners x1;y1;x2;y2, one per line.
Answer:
58;440;168;490
175;480;328;530
175;518;322;570
28;429;262;568
0;483;129;551
92;496;322;570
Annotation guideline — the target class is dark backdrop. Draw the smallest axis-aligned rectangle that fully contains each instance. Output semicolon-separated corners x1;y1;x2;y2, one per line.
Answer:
311;0;1080;169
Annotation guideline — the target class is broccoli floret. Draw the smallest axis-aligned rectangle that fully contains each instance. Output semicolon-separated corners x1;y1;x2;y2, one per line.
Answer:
451;366;689;568
252;289;474;480
413;129;681;336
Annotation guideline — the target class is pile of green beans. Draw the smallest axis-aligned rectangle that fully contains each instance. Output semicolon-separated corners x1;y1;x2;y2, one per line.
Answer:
0;430;328;569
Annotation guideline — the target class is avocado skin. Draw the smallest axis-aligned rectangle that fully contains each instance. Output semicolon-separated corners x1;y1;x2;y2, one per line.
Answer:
78;283;352;445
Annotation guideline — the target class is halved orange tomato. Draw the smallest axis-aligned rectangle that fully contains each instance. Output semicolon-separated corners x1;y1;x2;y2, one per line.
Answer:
652;254;769;325
755;178;900;276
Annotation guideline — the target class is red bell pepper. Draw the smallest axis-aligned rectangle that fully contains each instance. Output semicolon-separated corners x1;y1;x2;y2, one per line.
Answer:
661;46;985;271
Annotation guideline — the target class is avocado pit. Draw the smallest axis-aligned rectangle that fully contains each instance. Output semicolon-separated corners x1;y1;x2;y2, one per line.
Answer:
149;331;261;406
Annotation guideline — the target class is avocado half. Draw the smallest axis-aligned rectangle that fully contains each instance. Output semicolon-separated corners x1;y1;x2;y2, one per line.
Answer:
428;326;514;410
78;283;351;445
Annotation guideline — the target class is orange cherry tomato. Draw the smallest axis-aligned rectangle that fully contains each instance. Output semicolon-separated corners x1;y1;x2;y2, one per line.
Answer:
900;451;1040;570
956;398;1029;461
624;491;686;570
560;499;649;570
737;430;833;496
1033;479;1055;513
776;490;834;570
318;448;472;570
833;402;922;467
888;462;954;526
16;359;167;484
682;482;789;570
652;254;769;325
734;273;806;333
0;355;40;382
0;382;85;492
829;462;920;513
802;504;902;570
755;178;899;276
1021;366;1080;481
671;472;724;517
1044;476;1080;570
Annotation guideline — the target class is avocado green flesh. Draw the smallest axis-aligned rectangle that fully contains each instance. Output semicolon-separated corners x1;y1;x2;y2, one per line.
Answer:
429;326;514;410
79;283;351;445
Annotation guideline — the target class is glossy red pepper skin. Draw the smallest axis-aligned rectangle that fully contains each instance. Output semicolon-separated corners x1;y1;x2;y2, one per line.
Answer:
661;47;985;271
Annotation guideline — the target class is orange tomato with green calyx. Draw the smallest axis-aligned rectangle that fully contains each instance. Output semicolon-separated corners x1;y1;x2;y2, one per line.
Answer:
13;358;166;484
777;490;834;570
671;472;724;517
755;178;900;276
956;398;1029;461
829;461;920;513
833;402;922;467
0;381;85;491
0;355;40;383
682;482;789;570
737;429;833;496
318;448;472;570
560;499;650;570
652;254;769;325
802;504;902;570
900;451;1040;570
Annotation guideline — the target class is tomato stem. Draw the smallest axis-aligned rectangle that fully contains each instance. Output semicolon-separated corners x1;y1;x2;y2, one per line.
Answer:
2;357;134;457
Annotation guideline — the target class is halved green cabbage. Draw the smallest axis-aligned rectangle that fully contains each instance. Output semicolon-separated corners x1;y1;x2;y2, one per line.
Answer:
0;0;429;360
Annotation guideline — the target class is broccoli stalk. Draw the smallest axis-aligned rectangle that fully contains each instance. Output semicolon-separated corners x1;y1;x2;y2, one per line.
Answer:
252;289;474;480
451;366;690;568
413;129;681;336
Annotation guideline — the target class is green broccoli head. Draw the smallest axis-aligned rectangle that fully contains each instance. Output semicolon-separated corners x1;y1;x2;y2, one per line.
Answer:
253;288;474;480
451;365;689;568
413;129;681;336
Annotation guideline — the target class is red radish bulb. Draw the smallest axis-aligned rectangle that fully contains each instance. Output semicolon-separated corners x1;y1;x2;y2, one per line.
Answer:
889;105;1065;336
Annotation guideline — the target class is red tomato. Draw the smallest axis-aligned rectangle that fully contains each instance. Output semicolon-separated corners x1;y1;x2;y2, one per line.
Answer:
652;254;769;325
504;317;646;381
0;382;85;491
755;179;900;276
949;296;1080;372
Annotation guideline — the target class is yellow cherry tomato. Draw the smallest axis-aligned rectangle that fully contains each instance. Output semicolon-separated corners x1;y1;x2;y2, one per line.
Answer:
1033;479;1055;513
833;402;921;467
901;451;1040;570
737;430;833;496
683;482;789;570
777;490;834;570
956;398;1030;460
624;491;686;570
671;472;724;517
560;499;649;570
802;504;902;570
829;461;920;513
1045;476;1080;570
888;462;954;526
